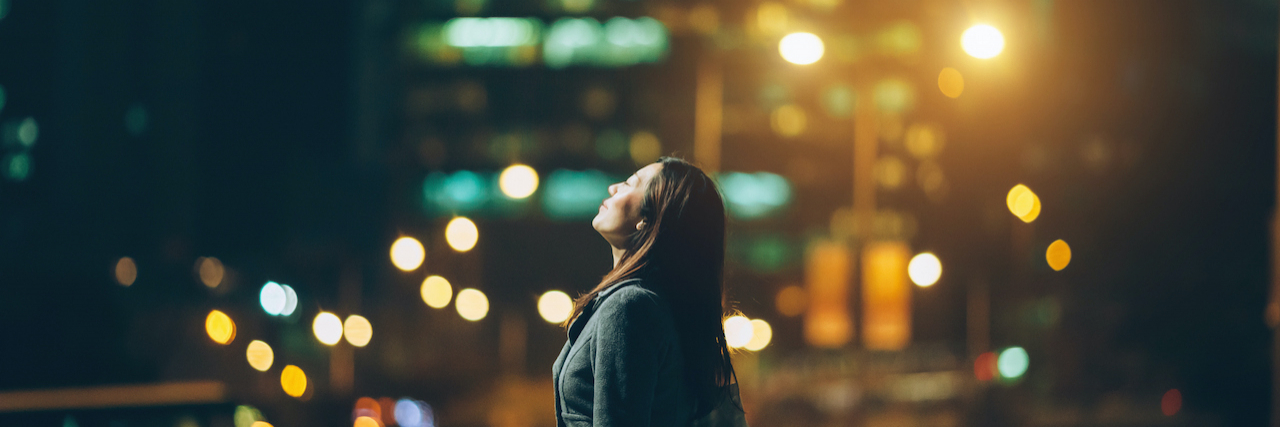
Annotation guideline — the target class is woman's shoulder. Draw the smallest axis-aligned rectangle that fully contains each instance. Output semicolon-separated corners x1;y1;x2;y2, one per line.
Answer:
595;280;672;319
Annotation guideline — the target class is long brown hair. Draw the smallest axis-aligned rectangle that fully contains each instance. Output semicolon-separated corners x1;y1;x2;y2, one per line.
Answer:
565;156;736;417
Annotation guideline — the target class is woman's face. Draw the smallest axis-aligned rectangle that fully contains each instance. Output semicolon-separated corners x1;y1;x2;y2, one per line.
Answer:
593;163;662;249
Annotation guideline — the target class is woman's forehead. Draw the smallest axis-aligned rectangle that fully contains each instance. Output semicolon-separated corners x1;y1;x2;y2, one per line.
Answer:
635;163;663;181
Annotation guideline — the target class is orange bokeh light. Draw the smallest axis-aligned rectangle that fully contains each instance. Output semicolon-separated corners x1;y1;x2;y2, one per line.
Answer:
974;352;997;381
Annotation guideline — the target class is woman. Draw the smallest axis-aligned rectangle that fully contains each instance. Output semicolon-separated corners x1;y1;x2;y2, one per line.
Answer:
551;157;742;427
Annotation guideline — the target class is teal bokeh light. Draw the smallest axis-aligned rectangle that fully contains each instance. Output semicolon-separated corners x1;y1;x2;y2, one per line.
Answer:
997;347;1029;379
718;172;792;220
542;169;614;220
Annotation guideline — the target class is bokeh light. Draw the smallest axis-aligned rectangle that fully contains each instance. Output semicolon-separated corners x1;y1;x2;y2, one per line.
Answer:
770;104;807;137
234;405;264;427
196;257;224;288
246;340;274;372
205;310;235;345
115;257;137;287
260;282;287;316
1046;239;1072;271
354;397;382;422
904;123;945;159
997;347;1029;379
937;67;964;98
723;315;753;348
779;32;824;65
344;315;373;347
1162;389;1182;416
744;319;773;351
961;24;1005;59
250;422;273;427
280;365;307;398
391;237;426;271
873;78;915;113
775;285;807;317
1005;184;1042;223
538;290;573;323
456;288;490;321
873;156;906;189
420;275;453;308
974;352;997;381
281;284;298;316
908;252;942;287
629;131;661;164
445;217;479;252
719;172;792;220
498;164;539;199
313;312;344;345
353;416;379;427
395;398;434;427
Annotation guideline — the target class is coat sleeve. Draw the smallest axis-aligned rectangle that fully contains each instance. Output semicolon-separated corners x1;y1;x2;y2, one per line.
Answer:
591;287;669;427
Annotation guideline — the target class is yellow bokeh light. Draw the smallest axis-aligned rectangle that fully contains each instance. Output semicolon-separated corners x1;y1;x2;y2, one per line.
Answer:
908;252;942;287
353;417;379;427
197;257;225;288
115;257;137;287
280;365;307;398
904;123;945;159
873;156;906;189
246;340;274;372
629;131;662;164
961;24;1005;59
770;104;807;137
937;67;964;98
420;275;453;308
499;164;539;199
538;290;573;323
755;2;789;34
250;422;273;427
343;315;373;347
779;32;824;65
723;315;753;348
456;288;490;321
1006;184;1042;223
205;309;235;345
390;237;426;271
744;319;773;351
775;285;807;317
1046;239;1071;271
445;217;479;252
313;312;343;346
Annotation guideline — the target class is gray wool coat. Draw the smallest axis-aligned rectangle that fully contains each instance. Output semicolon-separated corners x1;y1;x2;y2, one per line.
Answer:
552;279;694;427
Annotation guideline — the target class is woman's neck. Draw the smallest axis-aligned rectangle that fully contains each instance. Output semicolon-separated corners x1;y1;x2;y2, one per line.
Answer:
611;245;625;268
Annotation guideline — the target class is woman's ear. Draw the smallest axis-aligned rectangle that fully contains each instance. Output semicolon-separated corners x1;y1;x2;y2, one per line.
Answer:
636;220;647;230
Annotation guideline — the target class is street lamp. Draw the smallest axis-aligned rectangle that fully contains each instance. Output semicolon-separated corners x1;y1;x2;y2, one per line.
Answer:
961;24;1004;59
